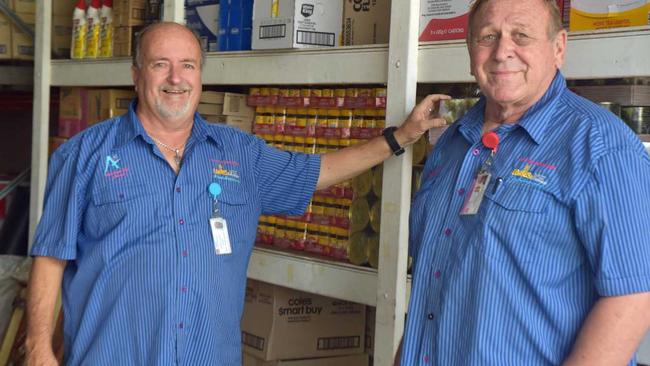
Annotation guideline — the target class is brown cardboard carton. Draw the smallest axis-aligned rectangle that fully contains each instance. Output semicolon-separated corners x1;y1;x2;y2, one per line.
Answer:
51;15;72;58
242;352;369;366
52;0;77;16
11;11;34;60
114;0;147;27
58;87;90;138
223;92;255;117
197;103;224;116
11;0;34;14
342;0;390;45
241;280;365;361
0;11;11;59
200;91;226;104
87;89;135;124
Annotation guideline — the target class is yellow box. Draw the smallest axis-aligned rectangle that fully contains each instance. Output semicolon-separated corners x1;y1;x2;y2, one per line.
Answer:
569;0;650;31
11;0;35;14
11;11;34;60
0;12;11;60
87;89;136;125
51;15;72;58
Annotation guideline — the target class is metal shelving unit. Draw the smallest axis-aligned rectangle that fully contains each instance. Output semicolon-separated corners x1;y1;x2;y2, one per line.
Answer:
29;1;650;364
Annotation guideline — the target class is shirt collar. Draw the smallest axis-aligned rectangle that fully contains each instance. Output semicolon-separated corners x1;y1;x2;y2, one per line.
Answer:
114;100;218;148
457;71;566;145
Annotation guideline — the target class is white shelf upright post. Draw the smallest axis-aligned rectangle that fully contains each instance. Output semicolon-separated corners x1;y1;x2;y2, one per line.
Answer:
374;0;420;364
28;1;52;249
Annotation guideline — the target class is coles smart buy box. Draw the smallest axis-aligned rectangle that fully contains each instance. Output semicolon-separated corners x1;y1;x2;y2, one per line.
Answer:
569;0;650;31
241;280;365;361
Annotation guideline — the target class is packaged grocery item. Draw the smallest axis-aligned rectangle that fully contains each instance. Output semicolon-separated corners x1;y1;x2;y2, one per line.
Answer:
71;0;87;59
86;0;102;58
100;0;114;57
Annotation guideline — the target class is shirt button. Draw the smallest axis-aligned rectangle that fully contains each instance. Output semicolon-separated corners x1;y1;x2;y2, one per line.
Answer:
176;187;181;193
424;355;430;363
118;193;125;199
434;270;442;279
472;148;480;156
178;322;184;329
179;219;185;225
182;250;188;257
181;287;188;293
427;313;434;320
444;228;452;236
458;188;465;195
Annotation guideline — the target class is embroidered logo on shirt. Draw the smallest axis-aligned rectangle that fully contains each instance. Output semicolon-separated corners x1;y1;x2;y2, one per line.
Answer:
104;155;129;179
213;164;240;183
518;157;557;171
511;164;547;186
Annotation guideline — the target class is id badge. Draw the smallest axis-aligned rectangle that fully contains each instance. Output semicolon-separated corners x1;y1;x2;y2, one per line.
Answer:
460;170;491;215
210;217;232;255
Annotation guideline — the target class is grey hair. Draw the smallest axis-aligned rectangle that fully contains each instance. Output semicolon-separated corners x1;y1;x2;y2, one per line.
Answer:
466;0;563;43
132;21;207;69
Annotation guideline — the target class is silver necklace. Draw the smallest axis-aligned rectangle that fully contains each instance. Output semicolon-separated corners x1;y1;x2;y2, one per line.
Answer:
151;136;183;167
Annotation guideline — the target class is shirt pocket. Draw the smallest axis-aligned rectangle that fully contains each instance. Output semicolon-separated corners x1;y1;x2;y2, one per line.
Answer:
211;188;254;254
85;183;159;240
478;182;550;263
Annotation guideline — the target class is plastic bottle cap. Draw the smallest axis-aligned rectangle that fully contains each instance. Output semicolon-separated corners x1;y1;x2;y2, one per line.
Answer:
91;0;102;8
75;0;87;9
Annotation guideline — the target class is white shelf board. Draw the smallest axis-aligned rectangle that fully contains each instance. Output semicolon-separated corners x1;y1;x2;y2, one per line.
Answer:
247;247;412;307
418;26;650;83
0;65;33;85
50;45;389;86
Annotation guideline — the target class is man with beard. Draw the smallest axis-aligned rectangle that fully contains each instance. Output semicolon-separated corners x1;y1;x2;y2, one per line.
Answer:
401;0;650;365
25;22;449;365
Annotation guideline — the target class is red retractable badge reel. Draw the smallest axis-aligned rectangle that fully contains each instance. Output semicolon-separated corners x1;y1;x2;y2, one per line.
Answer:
481;132;500;152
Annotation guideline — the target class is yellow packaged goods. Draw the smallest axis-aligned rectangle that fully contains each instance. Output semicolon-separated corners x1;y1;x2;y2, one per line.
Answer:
11;12;34;60
367;233;379;269
349;198;370;233
350;169;372;197
0;12;10;60
369;200;381;233
342;0;390;45
569;0;650;31
241;279;365;361
372;165;382;197
347;231;368;265
86;89;135;125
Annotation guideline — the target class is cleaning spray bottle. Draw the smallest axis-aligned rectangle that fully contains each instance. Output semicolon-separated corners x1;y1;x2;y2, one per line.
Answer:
71;0;87;59
99;0;113;58
85;0;102;58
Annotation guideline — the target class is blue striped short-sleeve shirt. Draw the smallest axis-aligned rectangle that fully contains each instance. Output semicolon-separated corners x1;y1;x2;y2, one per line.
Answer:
30;102;321;365
402;72;650;365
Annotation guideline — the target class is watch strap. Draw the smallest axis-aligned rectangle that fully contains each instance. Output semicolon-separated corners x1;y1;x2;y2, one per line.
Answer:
382;127;405;156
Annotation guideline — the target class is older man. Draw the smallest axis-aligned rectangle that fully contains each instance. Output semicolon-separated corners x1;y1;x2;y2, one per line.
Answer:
25;22;448;365
402;0;650;365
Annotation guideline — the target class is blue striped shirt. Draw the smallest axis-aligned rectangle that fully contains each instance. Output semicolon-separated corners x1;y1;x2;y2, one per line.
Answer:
31;102;321;365
402;72;650;365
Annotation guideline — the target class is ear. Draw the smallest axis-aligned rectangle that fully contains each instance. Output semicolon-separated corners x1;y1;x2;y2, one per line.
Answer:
131;65;139;90
553;29;568;69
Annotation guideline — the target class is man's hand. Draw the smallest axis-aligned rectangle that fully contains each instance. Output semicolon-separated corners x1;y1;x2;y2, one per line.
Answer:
25;346;59;366
394;94;451;147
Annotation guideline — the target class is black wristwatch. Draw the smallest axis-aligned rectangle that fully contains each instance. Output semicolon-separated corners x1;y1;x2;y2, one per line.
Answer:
382;126;405;156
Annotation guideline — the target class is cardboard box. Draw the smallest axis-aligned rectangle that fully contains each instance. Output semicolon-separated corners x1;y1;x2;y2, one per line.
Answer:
11;0;34;14
58;87;90;138
242;352;369;366
114;0;148;27
342;0;390;45
200;91;226;104
364;306;375;361
204;115;254;133
241;280;365;361
53;0;77;16
113;26;143;57
198;102;224;115
185;1;220;52
52;15;72;58
87;89;135;124
11;11;34;60
252;0;343;49
569;0;650;31
419;0;471;42
0;11;11;60
223;92;255;117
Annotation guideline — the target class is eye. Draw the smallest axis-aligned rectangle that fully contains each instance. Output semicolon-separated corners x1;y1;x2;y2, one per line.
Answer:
477;33;497;45
152;62;167;69
183;63;196;70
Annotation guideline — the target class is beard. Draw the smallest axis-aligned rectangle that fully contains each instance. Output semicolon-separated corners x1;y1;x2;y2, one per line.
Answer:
154;84;193;119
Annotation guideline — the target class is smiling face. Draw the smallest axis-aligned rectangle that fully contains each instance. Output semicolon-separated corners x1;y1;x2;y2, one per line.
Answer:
468;0;566;112
132;23;202;126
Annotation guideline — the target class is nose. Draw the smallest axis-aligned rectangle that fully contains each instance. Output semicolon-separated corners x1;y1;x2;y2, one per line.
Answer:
493;35;514;62
167;64;182;85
